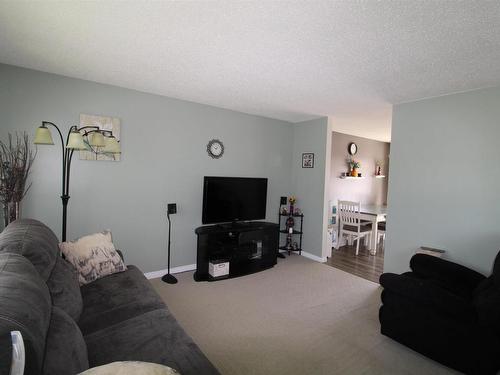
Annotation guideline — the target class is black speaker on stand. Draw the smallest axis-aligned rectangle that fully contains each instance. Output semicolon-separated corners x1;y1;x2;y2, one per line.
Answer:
162;203;178;284
277;196;287;259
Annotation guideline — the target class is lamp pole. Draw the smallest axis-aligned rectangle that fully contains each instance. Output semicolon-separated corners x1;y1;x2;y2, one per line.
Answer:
35;121;120;241
40;121;73;241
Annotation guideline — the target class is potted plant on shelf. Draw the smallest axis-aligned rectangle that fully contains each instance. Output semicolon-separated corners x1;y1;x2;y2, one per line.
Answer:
0;132;36;229
350;160;361;177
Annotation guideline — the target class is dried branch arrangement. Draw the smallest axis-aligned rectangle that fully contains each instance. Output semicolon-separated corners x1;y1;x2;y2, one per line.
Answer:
0;132;36;207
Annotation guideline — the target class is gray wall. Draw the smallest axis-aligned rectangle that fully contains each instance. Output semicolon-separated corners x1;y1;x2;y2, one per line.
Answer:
291;117;329;258
329;131;390;206
385;86;500;275
0;64;296;272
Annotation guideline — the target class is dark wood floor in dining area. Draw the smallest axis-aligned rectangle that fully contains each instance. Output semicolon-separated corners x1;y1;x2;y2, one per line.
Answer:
325;243;384;283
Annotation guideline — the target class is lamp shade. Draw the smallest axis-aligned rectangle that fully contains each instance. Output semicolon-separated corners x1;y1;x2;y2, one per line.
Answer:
103;135;121;154
66;131;87;150
88;131;106;147
34;126;54;145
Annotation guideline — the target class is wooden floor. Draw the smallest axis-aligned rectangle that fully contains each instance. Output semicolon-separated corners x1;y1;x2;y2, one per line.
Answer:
325;243;384;283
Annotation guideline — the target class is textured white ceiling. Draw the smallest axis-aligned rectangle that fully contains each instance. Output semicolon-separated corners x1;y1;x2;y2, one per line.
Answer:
2;1;500;142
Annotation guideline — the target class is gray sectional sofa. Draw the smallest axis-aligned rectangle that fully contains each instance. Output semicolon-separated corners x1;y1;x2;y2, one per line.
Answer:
0;219;219;375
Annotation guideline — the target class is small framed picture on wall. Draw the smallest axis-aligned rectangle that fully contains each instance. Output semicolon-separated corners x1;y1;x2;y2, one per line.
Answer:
302;153;314;168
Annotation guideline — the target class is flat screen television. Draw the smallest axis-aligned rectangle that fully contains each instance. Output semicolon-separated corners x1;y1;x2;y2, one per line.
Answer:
202;176;268;224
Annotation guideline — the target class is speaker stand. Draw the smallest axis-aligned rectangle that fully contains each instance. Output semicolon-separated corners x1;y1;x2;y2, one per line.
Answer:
162;212;178;284
162;273;178;284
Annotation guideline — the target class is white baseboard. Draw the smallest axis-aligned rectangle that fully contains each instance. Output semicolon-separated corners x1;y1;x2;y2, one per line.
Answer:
279;249;327;263
300;251;327;263
144;263;196;280
146;251;326;279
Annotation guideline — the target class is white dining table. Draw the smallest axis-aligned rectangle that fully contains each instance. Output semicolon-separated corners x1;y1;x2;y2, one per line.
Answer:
359;205;387;254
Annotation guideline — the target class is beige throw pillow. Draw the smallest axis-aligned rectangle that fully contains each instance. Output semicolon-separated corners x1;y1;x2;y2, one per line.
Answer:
59;231;126;285
79;361;180;375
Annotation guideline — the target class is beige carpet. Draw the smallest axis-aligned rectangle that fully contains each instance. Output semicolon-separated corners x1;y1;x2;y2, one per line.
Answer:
150;254;458;375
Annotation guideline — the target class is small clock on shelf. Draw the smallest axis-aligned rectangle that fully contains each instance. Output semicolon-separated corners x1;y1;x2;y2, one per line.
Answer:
206;139;224;159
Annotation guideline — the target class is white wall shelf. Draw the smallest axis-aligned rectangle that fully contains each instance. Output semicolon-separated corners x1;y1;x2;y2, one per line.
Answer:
339;176;365;179
374;175;386;178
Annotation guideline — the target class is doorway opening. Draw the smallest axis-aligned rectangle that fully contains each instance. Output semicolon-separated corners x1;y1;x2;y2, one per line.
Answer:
325;131;390;283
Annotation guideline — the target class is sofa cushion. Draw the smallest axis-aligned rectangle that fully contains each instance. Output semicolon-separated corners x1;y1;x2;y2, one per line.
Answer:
78;265;165;335
84;309;220;375
42;306;89;375
60;230;126;285
0;253;52;375
0;219;59;281
47;256;83;321
0;332;12;375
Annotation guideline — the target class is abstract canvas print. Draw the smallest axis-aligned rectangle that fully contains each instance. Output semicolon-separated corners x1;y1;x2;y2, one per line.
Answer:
79;113;121;161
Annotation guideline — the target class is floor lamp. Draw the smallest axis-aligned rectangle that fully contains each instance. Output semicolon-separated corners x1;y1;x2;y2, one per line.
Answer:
33;121;121;241
162;203;178;284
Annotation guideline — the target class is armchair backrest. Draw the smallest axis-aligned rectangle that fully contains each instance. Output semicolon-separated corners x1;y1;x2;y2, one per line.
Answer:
0;253;52;375
473;250;500;337
492;250;500;288
0;219;59;281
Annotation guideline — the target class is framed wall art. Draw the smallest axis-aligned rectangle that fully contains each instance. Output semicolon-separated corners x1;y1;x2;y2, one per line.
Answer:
79;113;121;161
302;152;314;168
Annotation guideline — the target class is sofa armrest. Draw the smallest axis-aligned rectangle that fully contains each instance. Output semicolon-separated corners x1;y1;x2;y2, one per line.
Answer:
116;249;124;262
380;272;474;319
410;254;486;296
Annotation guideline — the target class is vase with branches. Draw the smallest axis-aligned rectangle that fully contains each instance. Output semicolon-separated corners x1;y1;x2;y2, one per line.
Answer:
0;132;36;228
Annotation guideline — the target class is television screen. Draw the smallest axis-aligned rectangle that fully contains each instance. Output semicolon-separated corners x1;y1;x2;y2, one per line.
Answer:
202;176;268;224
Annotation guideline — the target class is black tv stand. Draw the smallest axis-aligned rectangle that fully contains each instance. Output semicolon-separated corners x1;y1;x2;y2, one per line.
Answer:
216;221;247;230
194;221;279;281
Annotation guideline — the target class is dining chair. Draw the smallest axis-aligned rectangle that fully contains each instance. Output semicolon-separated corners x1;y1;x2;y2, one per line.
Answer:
337;200;372;255
377;220;386;251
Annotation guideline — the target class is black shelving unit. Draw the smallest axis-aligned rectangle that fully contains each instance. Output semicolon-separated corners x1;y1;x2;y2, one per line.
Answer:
278;212;304;255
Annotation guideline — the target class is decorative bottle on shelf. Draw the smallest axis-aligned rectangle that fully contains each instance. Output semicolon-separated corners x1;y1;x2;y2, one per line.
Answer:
289;196;297;216
285;216;294;249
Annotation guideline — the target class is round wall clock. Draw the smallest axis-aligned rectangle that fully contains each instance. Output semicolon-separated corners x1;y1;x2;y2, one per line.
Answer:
207;139;224;159
348;142;358;156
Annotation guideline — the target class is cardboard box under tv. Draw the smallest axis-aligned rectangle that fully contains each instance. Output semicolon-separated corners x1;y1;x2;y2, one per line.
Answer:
194;222;279;282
